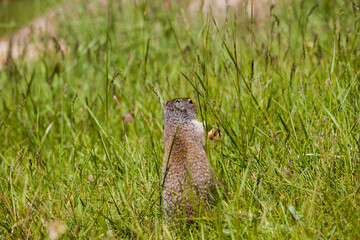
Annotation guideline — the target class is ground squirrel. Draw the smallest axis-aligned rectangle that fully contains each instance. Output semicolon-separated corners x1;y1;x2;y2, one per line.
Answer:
162;98;218;218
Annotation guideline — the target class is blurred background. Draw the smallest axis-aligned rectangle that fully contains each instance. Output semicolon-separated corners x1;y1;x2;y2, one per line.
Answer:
0;0;63;36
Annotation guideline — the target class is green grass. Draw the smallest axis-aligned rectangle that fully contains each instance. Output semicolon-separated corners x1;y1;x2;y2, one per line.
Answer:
0;0;64;37
1;0;359;238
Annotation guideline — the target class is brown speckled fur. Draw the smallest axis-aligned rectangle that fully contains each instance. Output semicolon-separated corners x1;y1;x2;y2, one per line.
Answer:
162;98;217;218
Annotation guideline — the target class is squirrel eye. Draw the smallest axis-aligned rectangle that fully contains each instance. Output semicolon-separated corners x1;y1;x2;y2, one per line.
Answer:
188;99;193;104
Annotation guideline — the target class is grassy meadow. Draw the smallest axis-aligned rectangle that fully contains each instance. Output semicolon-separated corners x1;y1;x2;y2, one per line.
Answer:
0;0;359;238
0;0;63;36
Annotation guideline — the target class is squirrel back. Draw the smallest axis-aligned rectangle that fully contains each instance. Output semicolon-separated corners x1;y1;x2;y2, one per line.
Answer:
162;98;217;218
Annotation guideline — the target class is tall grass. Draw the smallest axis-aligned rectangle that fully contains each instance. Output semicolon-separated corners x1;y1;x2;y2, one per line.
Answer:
0;0;359;238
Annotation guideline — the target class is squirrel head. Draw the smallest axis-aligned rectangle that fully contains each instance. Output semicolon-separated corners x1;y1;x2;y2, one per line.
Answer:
164;98;197;124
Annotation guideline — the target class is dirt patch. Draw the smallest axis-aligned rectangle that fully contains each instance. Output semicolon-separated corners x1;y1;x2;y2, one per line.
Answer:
0;8;64;68
181;0;276;22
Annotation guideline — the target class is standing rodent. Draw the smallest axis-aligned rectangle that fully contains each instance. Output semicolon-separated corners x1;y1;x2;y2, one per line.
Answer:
162;98;218;218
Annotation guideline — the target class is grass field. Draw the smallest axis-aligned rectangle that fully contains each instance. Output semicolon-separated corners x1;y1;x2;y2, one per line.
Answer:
0;0;359;238
0;0;62;36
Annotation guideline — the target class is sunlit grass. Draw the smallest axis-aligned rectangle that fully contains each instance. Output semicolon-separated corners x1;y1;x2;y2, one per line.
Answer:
0;0;359;238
